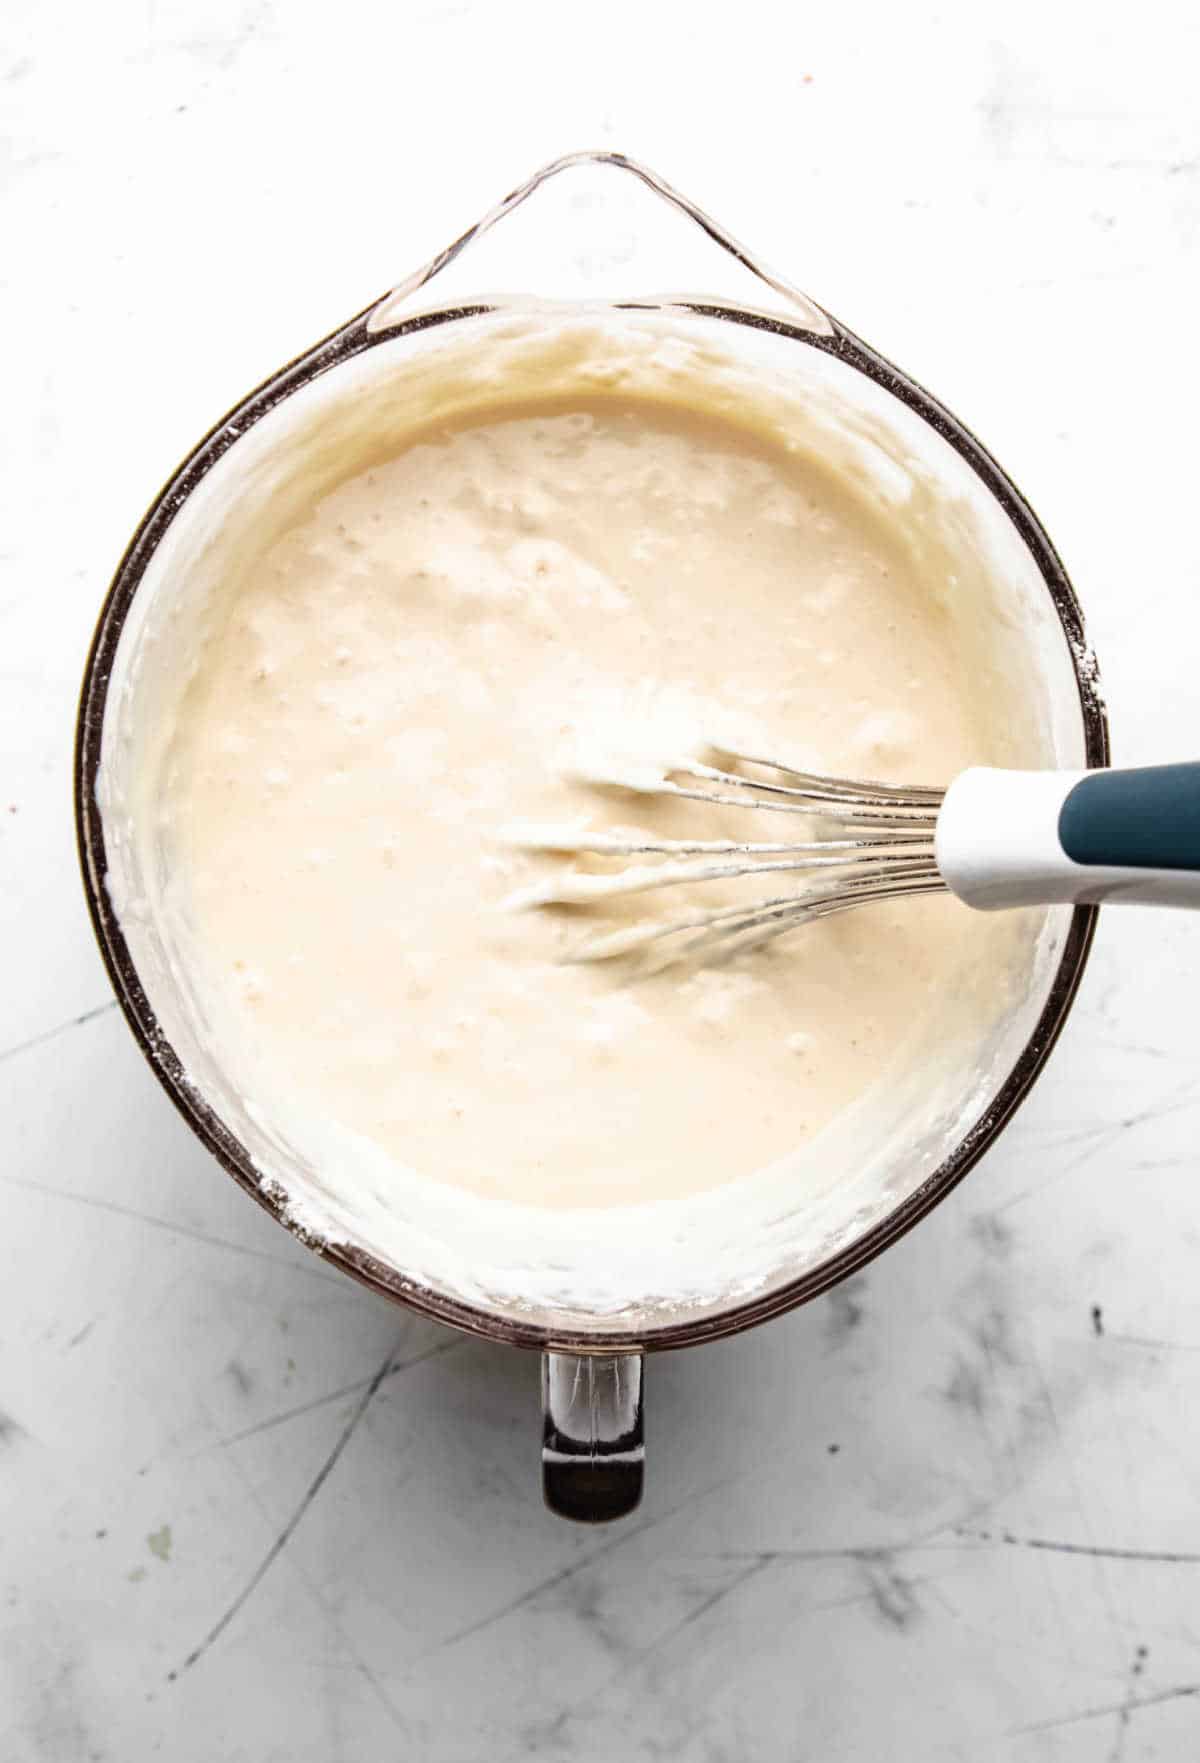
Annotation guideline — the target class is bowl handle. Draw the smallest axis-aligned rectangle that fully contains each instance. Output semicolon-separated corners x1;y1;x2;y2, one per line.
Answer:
541;1350;644;1523
365;151;833;338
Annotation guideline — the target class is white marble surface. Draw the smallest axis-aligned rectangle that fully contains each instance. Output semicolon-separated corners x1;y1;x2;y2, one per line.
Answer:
5;2;1200;1756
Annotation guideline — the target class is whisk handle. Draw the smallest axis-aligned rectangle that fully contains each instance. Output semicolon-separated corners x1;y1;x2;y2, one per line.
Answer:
936;764;1200;911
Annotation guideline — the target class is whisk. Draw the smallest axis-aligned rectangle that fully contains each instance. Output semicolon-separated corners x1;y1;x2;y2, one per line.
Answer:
506;752;1200;967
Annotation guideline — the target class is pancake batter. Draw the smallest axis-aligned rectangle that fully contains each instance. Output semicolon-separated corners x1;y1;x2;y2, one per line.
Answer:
156;393;1022;1210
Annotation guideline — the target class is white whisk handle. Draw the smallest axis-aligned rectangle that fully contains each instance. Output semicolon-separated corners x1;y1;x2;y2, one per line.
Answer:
936;765;1200;911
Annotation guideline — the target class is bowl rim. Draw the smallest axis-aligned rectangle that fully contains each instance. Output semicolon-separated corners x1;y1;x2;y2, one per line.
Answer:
74;296;1110;1353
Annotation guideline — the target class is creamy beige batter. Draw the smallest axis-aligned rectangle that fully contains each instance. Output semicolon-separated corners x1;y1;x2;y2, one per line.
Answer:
159;392;1021;1211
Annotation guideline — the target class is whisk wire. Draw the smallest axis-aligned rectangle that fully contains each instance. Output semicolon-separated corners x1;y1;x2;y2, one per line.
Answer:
714;747;944;806
664;758;940;826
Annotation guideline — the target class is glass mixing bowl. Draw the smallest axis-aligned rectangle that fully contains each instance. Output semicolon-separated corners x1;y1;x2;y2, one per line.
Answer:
76;154;1108;1521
